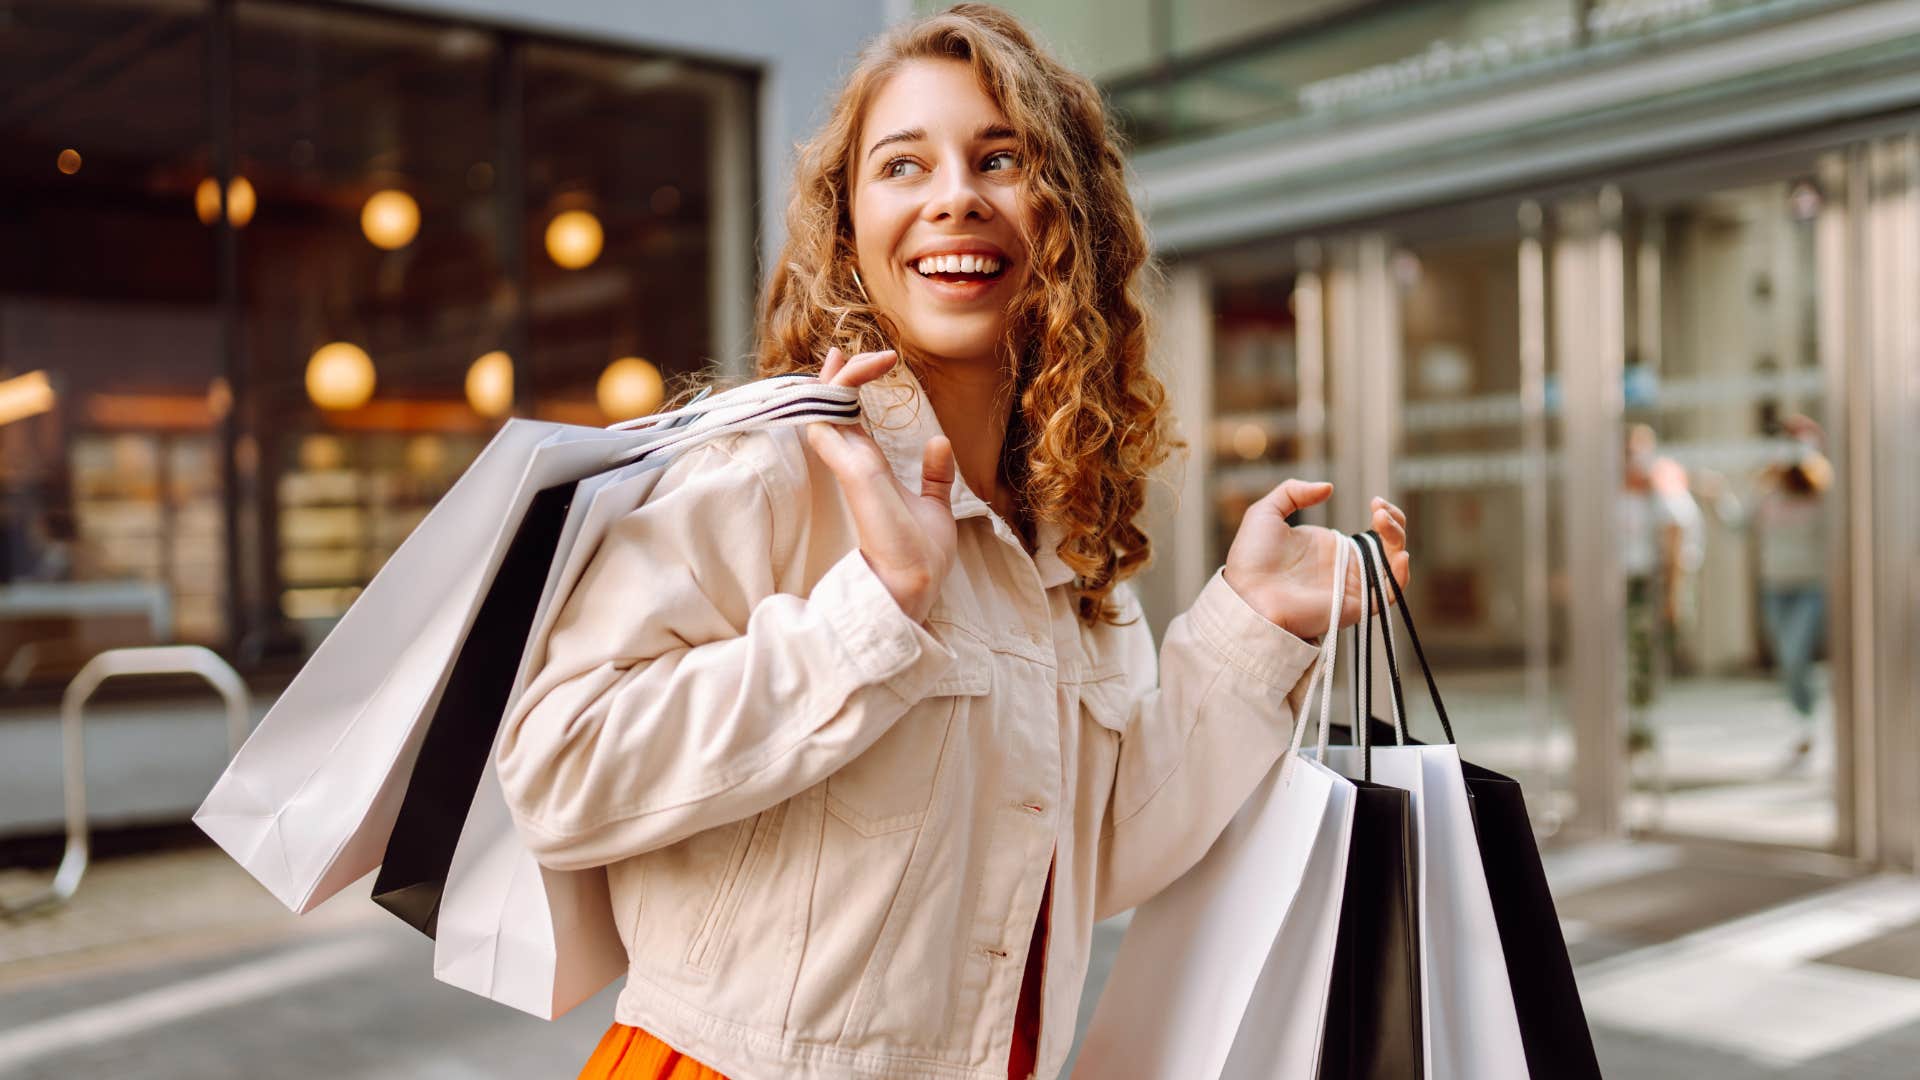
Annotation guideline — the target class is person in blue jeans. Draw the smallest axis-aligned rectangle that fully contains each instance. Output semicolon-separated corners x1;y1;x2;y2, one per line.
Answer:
1704;413;1832;770
1753;416;1832;767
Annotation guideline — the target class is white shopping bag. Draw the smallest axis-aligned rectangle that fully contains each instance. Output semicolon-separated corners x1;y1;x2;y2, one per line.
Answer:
430;381;864;1017
1077;538;1359;1078
433;456;681;1017
1325;533;1527;1080
195;376;860;920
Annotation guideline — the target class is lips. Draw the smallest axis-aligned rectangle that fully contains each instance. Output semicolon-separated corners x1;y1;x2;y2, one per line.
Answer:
899;239;1015;304
909;263;1008;302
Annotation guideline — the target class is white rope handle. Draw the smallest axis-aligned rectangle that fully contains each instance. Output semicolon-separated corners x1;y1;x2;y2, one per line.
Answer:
1288;532;1354;759
1349;535;1368;746
602;382;863;471
601;372;825;432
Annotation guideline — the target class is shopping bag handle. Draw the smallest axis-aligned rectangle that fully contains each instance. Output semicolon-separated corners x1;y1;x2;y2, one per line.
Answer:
1289;529;1376;777
602;372;811;432
1348;532;1408;751
606;381;863;471
1357;528;1457;746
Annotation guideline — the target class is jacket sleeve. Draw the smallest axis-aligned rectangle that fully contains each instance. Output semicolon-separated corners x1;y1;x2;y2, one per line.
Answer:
496;436;957;872
1094;568;1323;920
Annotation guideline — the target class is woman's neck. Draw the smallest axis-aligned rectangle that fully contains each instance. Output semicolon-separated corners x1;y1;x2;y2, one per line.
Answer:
915;353;1028;543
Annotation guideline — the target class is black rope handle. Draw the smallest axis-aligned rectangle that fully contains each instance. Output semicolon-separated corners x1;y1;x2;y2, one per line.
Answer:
1354;530;1410;744
1365;528;1456;745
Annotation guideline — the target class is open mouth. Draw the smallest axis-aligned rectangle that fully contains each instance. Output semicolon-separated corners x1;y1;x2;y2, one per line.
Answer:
911;255;1010;286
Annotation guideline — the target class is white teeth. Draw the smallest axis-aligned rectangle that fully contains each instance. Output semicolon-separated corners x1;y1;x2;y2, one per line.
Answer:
913;254;1003;276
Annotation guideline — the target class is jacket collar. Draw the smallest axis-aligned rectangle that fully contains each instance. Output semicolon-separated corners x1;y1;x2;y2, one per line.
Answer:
857;360;1075;591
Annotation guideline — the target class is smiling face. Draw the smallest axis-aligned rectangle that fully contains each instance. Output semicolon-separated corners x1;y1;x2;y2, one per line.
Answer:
849;58;1034;371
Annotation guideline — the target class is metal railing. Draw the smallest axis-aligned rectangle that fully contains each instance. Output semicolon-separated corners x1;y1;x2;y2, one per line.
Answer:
1;645;250;917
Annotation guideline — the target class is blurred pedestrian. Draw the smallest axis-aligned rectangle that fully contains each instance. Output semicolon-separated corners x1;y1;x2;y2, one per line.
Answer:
1705;415;1832;770
494;7;1414;1080
1618;423;1703;755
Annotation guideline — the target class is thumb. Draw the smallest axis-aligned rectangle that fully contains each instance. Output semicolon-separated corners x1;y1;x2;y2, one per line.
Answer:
920;435;955;508
1263;479;1334;519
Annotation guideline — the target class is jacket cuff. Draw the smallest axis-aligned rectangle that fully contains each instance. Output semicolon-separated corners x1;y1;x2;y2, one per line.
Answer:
1189;567;1323;694
811;547;956;703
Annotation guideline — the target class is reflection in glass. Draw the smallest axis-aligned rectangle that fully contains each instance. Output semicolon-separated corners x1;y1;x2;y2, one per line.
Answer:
1618;178;1838;850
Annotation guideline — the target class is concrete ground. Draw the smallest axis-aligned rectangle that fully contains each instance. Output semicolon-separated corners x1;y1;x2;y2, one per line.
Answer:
0;667;1840;850
4;829;1917;1078
0;666;1887;1078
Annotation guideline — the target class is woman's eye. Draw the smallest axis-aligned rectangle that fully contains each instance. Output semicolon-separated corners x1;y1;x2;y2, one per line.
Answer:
884;158;924;178
984;150;1018;172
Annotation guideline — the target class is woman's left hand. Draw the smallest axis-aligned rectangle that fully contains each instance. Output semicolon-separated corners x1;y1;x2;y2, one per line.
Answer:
1220;480;1410;642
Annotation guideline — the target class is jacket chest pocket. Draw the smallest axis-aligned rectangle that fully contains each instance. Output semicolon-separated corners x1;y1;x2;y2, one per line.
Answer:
826;632;992;837
1075;666;1134;734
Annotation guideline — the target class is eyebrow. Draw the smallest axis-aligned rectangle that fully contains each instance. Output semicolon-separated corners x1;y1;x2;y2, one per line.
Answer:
864;122;1018;163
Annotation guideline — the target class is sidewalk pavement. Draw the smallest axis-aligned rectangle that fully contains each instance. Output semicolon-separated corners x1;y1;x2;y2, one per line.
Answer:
6;833;1920;1078
1;668;1839;849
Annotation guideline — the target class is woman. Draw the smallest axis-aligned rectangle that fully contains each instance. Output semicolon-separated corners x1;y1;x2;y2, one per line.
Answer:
496;6;1410;1079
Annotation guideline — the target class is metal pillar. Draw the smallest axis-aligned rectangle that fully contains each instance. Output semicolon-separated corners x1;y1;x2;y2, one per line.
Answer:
1557;190;1629;837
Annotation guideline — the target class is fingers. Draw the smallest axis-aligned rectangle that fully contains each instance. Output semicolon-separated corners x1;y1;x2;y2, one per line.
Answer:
1369;496;1411;589
920;435;955;508
1263;479;1334;519
820;347;898;388
804;416;886;480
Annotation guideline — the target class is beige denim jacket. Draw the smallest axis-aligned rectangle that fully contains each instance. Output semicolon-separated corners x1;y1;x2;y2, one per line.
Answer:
497;362;1320;1080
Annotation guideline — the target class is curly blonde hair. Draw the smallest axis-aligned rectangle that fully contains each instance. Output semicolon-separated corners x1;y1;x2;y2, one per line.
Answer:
750;2;1179;626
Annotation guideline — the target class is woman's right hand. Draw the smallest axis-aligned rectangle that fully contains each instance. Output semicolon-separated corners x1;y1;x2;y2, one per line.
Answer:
803;347;957;623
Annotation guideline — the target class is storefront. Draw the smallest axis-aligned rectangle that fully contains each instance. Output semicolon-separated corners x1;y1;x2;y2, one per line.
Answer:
0;1;882;690
1107;0;1920;865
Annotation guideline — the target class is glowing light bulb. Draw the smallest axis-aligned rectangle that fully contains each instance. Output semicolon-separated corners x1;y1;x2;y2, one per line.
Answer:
545;209;604;270
465;351;514;417
195;176;256;227
597;357;663;421
361;189;420;250
305;342;376;410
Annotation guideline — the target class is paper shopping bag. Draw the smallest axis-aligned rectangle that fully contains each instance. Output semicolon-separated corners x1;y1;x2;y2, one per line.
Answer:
1082;532;1422;1078
195;377;860;921
1343;529;1600;1080
429;461;672;1018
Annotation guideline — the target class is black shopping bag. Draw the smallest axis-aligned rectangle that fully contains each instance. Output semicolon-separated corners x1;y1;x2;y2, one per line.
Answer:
372;480;576;936
1320;607;1425;1080
1321;777;1424;1080
1357;528;1603;1080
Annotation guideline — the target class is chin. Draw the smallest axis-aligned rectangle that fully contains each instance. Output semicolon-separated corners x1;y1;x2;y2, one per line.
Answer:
899;322;1007;367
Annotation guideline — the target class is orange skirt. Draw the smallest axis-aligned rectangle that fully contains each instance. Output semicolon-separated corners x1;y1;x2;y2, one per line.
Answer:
577;1023;730;1080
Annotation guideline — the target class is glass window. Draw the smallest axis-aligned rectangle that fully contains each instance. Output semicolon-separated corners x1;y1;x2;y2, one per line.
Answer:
0;0;222;688
522;43;728;426
0;0;756;687
231;2;505;644
1207;273;1307;571
1618;177;1839;850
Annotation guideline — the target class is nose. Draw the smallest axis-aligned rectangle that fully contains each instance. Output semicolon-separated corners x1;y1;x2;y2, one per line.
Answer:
921;161;993;223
